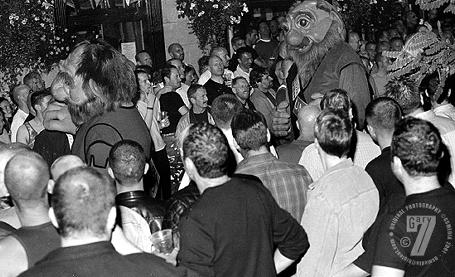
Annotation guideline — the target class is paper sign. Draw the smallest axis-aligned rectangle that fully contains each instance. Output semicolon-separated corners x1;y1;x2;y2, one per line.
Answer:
121;42;137;64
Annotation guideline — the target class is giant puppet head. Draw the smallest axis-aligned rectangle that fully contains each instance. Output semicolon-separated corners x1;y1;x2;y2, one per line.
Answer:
283;0;345;91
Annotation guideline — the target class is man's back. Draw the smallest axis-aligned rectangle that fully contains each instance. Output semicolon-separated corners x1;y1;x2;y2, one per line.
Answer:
19;241;196;277
72;106;152;168
236;152;312;220
297;160;379;276
178;175;309;277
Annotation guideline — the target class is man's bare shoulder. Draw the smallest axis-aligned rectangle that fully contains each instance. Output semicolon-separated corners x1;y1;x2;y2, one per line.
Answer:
0;235;27;276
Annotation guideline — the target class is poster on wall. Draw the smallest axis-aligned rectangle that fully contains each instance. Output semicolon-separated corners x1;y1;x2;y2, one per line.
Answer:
121;42;137;64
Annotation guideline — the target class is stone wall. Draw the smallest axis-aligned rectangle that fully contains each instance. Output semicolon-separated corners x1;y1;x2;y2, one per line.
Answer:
161;0;204;73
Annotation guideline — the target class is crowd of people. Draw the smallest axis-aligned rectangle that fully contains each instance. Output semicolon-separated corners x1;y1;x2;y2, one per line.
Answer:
0;1;454;276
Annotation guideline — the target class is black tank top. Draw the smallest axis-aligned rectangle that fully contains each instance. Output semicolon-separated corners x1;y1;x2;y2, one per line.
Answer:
10;221;60;266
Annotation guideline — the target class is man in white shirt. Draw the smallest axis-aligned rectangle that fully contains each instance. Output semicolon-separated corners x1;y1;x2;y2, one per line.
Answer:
10;85;31;142
299;89;381;181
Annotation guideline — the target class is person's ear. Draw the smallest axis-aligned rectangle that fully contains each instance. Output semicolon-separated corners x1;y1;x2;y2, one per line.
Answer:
107;167;115;180
266;128;272;143
49;207;59;229
448;88;452;98
391;156;404;179
183;157;197;180
88;79;103;97
232;138;242;154
47;179;55;195
366;124;375;138
144;163;149;175
106;207;117;233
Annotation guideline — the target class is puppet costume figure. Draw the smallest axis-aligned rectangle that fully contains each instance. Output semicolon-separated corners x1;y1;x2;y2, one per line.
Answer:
283;0;370;128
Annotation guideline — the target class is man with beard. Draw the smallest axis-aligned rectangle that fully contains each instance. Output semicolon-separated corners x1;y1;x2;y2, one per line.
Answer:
43;40;152;169
273;0;370;137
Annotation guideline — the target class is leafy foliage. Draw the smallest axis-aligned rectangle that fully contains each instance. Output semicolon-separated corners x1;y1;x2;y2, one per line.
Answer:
175;0;248;50
416;0;455;13
384;31;455;99
0;0;74;93
337;0;403;35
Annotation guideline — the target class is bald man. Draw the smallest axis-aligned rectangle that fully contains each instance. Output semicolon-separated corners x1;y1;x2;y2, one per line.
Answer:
203;56;233;105
0;143;30;234
276;105;321;164
0;151;59;277
198;47;234;86
168;43;185;62
48;155;85;194
135;51;153;68
11;85;31;142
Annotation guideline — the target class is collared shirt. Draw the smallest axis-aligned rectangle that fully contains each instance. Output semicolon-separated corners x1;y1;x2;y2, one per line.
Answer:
176;83;191;109
11;109;28;142
234;65;251;80
434;103;455;121
236;152;312;220
298;131;381;181
297;159;379;277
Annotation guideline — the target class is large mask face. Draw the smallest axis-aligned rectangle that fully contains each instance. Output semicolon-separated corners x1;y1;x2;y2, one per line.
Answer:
284;0;343;53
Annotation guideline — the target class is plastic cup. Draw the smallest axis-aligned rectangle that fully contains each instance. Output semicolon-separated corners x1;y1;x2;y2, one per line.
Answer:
150;229;174;254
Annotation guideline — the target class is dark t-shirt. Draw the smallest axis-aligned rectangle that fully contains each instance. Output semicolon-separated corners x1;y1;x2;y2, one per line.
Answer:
373;187;455;276
354;147;407;272
10;222;60;267
71;106;152;168
19;241;197;277
204;79;233;105
159;91;185;135
254;39;279;61
177;174;309;277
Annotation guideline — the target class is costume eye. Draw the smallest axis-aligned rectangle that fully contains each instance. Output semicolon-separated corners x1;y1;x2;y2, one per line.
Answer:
298;18;309;28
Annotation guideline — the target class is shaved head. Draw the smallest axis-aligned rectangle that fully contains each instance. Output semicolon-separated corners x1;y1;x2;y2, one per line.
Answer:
0;143;30;197
5;151;49;210
51;155;85;181
298;105;321;139
12;84;31;106
52;167;115;237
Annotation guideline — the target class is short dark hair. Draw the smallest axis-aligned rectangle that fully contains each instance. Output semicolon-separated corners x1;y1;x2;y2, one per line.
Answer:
366;97;402;130
135;65;153;76
30;90;51;112
386;76;421;115
23;71;41;86
52;166;116;238
231;109;268;151
5;151;49;210
231;36;244;46
320;88;351;114
236;47;252;60
161;65;177;84
108;140;146;185
392;117;443;176
232;76;248;87
182;122;229;178
315;109;353;158
198;55;210;75
211;94;243;129
187;84;204;101
249;68;268;88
